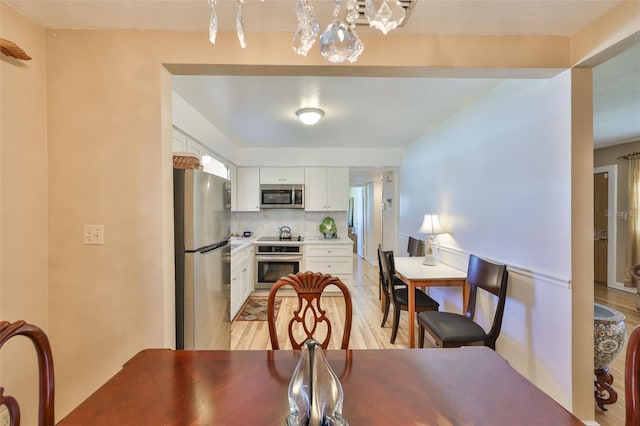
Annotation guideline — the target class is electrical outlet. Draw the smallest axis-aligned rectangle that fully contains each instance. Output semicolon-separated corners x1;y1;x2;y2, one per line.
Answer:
83;224;104;245
0;406;10;426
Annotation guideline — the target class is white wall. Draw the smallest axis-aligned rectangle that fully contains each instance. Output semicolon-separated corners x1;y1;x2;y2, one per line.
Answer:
172;90;239;164
398;73;574;408
231;210;347;240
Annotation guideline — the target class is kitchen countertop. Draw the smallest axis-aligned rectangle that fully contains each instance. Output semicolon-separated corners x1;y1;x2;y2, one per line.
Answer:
230;236;352;254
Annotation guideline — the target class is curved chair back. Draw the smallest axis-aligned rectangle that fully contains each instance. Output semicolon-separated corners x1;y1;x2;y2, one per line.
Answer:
379;249;399;302
377;243;385;297
464;254;509;349
267;272;352;350
0;320;55;426
407;237;424;257
626;325;640;426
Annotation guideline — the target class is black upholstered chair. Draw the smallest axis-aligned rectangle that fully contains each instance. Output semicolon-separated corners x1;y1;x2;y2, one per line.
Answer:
379;247;439;344
407;237;424;257
417;254;508;350
377;243;407;296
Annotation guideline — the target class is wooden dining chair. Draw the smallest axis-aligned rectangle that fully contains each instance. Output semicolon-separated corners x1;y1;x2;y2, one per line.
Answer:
376;244;407;320
407;236;425;257
626;325;640;426
0;320;55;426
267;271;352;350
417;254;508;350
379;248;439;344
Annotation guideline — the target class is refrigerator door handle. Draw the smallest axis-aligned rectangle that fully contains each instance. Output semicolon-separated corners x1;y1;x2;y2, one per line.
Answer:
191;240;230;254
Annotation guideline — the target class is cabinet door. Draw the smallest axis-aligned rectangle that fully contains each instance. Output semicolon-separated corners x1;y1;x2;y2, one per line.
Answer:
304;168;329;211
326;168;349;211
172;128;187;152
259;168;282;184
230;267;242;319
243;247;255;299
260;167;305;184
236;168;260;211
229;164;238;211
282;168;305;184
185;137;204;157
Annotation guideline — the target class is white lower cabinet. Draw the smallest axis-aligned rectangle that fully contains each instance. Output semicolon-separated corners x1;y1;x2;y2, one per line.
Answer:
231;245;254;319
304;243;353;291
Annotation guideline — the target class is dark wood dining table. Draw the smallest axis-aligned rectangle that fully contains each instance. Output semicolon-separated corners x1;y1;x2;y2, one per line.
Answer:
57;347;583;425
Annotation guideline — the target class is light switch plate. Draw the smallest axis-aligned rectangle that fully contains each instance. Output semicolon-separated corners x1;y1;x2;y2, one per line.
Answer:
83;225;104;245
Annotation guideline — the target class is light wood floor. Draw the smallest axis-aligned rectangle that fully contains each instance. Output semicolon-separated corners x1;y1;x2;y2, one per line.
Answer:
231;256;638;424
595;282;640;426
231;254;436;351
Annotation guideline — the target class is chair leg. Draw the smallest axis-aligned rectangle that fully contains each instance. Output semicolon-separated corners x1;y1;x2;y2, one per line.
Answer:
380;295;390;327
390;305;400;344
417;316;425;348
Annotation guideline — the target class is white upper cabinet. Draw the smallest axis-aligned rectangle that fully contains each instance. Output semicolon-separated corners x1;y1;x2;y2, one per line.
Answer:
304;167;349;211
260;167;305;184
235;167;260;212
229;164;238;211
172;128;188;152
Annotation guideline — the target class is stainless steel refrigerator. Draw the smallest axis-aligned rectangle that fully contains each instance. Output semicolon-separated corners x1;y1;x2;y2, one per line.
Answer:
174;168;231;350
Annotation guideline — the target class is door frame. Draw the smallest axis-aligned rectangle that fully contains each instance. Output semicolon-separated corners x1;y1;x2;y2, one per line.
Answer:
594;165;628;291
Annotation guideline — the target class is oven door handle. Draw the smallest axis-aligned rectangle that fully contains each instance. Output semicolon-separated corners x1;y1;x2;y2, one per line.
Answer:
255;255;303;261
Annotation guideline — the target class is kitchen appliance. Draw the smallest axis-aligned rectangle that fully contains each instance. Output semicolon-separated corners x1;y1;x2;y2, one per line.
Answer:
255;238;303;290
260;184;304;209
279;225;292;240
174;168;231;350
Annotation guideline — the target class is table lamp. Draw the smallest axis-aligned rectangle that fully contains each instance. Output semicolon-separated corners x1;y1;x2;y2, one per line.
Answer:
418;214;443;266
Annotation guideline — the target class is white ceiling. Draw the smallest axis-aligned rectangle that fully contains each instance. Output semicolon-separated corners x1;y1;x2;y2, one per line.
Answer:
6;0;640;153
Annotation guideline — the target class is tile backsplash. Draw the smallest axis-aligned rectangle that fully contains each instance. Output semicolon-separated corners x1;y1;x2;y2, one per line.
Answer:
232;210;347;239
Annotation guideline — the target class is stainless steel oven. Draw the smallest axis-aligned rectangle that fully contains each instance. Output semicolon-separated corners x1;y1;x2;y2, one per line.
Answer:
254;241;303;290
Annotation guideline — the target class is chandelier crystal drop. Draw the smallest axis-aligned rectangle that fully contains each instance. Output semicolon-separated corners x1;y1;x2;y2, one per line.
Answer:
292;0;320;56
204;0;403;63
364;0;406;35
208;0;217;44
236;0;247;48
319;0;363;64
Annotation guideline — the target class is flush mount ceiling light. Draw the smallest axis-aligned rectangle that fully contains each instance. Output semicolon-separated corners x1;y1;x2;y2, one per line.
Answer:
296;108;325;126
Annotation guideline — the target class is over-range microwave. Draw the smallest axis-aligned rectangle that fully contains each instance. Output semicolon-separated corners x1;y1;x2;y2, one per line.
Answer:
260;184;304;209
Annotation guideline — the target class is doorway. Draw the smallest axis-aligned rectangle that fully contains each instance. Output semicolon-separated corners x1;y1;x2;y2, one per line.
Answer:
594;165;622;290
349;186;365;258
594;171;608;284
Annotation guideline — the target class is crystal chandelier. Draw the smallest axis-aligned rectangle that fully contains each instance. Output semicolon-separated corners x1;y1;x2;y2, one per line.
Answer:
207;0;407;63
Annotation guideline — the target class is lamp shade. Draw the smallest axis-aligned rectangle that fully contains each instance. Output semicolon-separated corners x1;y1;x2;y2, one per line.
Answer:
418;214;443;235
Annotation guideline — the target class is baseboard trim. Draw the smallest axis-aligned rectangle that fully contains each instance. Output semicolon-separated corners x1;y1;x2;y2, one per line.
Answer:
607;281;636;294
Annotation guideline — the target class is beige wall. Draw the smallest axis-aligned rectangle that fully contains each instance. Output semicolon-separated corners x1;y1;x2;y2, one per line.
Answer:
40;28;586;419
595;139;640;284
570;68;595;419
0;2;637;423
0;3;49;425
